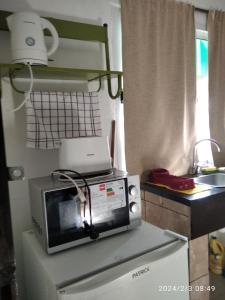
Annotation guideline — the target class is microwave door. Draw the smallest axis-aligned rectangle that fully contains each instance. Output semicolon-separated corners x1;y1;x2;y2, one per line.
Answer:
57;240;189;300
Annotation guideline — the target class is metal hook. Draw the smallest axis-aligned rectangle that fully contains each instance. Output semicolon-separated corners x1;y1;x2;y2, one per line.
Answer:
107;74;122;99
88;76;102;93
95;76;102;93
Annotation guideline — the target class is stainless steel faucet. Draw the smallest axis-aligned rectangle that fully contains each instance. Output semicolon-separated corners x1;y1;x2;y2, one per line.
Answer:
191;138;221;175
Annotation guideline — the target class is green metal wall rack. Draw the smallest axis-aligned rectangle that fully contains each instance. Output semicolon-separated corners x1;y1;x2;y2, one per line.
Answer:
0;10;123;99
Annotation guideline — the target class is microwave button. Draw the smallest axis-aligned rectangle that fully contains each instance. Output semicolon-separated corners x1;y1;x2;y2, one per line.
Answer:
129;185;138;196
130;202;138;213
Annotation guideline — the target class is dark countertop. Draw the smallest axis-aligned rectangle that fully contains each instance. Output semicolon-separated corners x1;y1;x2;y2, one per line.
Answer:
141;182;225;206
141;181;225;239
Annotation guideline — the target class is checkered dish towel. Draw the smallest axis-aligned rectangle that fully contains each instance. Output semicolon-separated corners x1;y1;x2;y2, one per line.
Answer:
26;91;102;149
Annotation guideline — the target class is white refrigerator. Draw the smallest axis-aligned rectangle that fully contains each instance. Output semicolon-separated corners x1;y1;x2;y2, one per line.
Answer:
23;222;189;300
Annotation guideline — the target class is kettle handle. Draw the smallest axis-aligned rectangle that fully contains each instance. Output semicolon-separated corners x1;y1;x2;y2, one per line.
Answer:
40;18;59;57
6;14;12;30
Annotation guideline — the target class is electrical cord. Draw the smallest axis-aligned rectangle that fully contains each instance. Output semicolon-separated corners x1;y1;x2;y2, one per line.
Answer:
51;171;87;204
58;170;114;184
51;171;87;222
9;67;26;94
8;63;34;113
52;169;99;240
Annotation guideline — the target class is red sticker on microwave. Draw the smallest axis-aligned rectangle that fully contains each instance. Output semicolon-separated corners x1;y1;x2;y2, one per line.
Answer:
99;183;106;191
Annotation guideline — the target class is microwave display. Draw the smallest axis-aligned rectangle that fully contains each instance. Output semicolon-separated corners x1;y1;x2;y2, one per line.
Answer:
45;179;130;249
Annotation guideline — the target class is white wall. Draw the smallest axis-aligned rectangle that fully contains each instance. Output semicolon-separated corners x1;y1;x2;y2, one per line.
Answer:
0;1;122;299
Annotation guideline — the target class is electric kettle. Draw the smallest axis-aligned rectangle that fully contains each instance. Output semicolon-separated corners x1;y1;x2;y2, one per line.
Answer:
7;12;59;65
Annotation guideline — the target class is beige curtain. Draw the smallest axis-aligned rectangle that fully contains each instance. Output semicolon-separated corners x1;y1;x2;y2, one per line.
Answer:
208;11;225;165
121;0;196;179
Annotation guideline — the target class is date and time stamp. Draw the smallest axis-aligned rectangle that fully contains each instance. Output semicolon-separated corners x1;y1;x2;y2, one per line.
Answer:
158;285;216;292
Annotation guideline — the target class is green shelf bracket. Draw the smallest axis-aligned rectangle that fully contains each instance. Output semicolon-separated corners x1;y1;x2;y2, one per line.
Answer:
103;23;123;100
0;10;123;100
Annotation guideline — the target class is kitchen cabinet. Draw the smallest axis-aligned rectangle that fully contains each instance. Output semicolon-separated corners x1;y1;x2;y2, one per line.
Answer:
141;190;209;300
189;274;209;300
142;181;225;239
189;235;209;282
141;191;191;237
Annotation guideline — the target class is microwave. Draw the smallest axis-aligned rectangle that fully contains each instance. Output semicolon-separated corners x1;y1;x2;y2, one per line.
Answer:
29;171;142;254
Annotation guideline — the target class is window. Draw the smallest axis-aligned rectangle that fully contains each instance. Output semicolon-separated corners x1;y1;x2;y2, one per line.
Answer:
195;29;213;165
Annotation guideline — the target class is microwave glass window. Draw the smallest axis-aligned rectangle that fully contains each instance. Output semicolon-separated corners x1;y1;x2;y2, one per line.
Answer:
59;195;83;231
45;187;88;248
44;179;129;249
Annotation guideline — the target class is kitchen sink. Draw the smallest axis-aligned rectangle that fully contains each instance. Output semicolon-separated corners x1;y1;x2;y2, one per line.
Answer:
194;173;225;188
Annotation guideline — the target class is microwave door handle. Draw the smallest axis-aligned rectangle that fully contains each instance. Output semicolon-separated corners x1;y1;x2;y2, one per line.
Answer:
58;240;186;296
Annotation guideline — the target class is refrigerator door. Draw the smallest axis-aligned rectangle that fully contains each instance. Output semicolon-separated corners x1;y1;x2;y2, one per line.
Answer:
58;240;189;300
23;222;178;288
